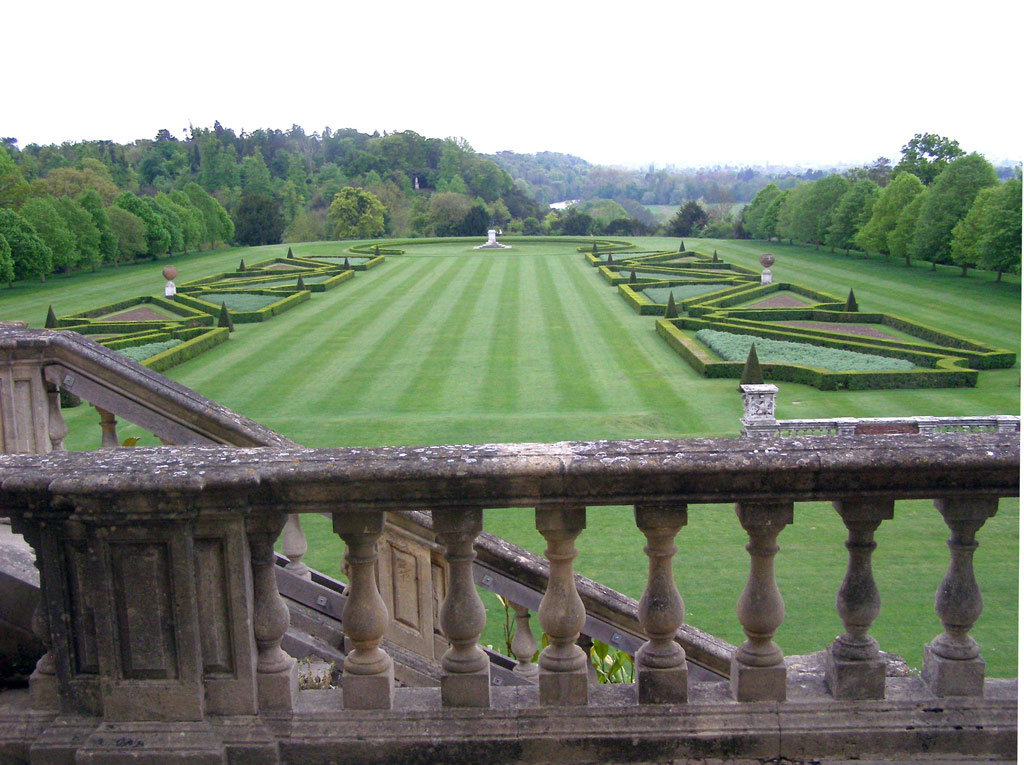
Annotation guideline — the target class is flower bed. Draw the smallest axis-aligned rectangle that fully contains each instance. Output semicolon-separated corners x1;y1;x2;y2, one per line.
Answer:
695;329;916;372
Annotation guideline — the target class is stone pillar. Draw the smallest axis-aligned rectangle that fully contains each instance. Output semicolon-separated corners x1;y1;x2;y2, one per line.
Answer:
280;513;311;580
634;502;688;704
0;346;52;454
826;497;894;700
248;512;298;711
922;496;998;697
21;522;58;711
731;501;792;702
433;507;490;707
334;510;394;710
740;384;779;437
96;406;119;448
535;504;589;706
510;603;539;681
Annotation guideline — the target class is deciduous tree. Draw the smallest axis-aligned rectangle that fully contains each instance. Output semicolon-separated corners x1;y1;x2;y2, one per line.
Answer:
327;187;386;239
895;133;965;186
0;208;53;281
233;194;285;245
854;172;923;257
910;153;997;269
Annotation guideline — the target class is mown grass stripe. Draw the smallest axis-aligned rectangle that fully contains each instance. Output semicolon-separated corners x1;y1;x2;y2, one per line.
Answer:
479;255;520;413
327;256;472;414
532;255;605;411
393;255;493;412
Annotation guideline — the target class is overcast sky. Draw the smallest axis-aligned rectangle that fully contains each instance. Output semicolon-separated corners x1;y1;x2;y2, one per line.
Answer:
5;0;1021;169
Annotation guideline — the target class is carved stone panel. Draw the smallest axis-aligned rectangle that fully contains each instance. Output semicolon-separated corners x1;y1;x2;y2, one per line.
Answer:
377;526;435;659
91;525;205;722
193;517;258;716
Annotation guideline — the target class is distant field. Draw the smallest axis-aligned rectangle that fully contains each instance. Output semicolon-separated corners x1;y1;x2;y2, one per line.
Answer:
1;236;1017;676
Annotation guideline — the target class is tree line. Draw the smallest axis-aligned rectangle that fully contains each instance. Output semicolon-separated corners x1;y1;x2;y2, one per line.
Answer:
736;134;1021;280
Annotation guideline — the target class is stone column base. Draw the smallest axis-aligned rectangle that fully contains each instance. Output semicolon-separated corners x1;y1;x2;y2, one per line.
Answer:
28;670;58;711
343;664;395;710
730;659;786;702
75;721;225;764
922;644;985;697
441;666;492;708
257;658;299;711
637;664;688;704
539;667;589;706
825;651;885;700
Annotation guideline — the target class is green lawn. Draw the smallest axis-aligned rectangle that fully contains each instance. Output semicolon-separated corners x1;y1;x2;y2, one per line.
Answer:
1;236;1017;676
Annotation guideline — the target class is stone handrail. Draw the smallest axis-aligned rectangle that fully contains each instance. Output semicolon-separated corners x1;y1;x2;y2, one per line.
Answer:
0;326;734;681
0;432;1017;761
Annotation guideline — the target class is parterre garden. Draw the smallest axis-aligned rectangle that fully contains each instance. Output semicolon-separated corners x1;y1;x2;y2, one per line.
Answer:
0;236;1018;677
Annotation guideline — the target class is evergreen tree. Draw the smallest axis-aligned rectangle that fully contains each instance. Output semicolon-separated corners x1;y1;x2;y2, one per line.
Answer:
45;305;57;328
287;246;294;258
844;289;858;312
628;269;636;283
739;343;764;389
217;302;234;332
664;292;678;319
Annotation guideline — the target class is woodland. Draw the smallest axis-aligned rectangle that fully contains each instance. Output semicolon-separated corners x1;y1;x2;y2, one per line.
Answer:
0;127;1019;285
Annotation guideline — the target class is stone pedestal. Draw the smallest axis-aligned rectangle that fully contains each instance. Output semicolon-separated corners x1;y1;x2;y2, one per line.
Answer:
441;665;491;708
825;650;885;700
540;669;590;707
343;668;396;710
637;662;688;705
922;644;985;697
731;660;787;702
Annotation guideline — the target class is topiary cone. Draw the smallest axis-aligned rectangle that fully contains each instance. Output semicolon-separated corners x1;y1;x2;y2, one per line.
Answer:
739;343;764;390
45;305;57;329
591;242;597;254
297;276;305;290
679;240;686;252
218;302;234;332
374;245;380;256
238;259;246;271
664;292;678;319
628;269;637;284
606;252;614;264
845;288;858;312
343;257;350;269
712;250;719;262
287;247;294;259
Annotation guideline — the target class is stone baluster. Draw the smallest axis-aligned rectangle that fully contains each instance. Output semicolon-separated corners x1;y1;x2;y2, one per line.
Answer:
535;504;589;706
280;513;311;579
433;507;490;707
634;502;688;704
248;513;299;711
95;407;119;448
731;501;793;701
826;497;894;700
334;510;394;709
922;496;998;696
45;383;66;452
510;603;539;680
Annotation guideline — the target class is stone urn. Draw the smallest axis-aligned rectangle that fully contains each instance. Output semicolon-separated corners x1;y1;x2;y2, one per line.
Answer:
162;266;178;280
758;254;774;269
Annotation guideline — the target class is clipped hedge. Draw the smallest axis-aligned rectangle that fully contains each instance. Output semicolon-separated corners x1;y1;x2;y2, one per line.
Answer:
143;327;230;372
175;290;310;323
656;319;977;390
695;329;917;372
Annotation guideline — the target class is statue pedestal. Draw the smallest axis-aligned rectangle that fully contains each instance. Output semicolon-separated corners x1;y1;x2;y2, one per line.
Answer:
473;229;510;250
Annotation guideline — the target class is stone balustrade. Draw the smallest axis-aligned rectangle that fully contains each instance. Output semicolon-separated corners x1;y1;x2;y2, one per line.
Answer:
0;432;1017;762
740;383;1020;437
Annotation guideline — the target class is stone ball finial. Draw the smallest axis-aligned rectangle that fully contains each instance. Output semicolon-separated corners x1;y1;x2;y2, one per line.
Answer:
162;266;178;280
759;254;775;269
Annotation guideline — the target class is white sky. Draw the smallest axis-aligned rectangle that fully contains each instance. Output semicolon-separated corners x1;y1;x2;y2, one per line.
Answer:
4;0;1021;168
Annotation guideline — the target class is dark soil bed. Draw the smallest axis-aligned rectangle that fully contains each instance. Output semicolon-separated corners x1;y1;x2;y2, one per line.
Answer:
100;307;172;322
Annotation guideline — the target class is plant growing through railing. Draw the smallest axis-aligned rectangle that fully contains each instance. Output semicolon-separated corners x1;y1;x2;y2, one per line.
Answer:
493;595;634;683
590;640;634;684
